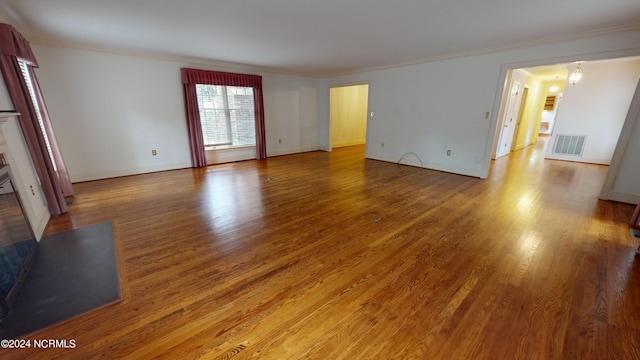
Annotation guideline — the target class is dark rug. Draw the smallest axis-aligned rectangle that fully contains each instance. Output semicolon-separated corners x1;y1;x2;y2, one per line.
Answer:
0;222;121;338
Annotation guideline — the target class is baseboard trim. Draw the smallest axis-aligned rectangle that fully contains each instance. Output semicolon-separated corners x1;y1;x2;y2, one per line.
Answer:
544;154;610;165
332;140;366;148
71;162;192;183
366;152;482;178
267;147;322;157
604;191;640;205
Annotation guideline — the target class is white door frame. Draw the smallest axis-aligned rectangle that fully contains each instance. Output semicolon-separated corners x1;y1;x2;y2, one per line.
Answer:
598;77;640;203
328;82;371;153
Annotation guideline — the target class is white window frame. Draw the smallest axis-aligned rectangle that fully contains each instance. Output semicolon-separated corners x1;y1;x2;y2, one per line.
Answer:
196;84;256;149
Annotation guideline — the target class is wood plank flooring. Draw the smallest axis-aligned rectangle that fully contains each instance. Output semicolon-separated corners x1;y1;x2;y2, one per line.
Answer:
4;141;639;359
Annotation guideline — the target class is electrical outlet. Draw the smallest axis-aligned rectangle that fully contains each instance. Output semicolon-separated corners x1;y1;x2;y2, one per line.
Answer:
447;149;451;156
278;139;282;144
152;150;157;156
381;143;385;148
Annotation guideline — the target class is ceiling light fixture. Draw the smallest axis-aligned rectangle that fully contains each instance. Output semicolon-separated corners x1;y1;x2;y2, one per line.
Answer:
549;85;559;93
568;62;583;85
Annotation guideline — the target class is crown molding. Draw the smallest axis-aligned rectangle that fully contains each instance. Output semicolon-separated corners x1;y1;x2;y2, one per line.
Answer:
28;38;316;78
323;23;640;78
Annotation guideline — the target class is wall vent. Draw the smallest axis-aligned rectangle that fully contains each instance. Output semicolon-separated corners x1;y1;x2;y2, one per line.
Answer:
553;135;586;156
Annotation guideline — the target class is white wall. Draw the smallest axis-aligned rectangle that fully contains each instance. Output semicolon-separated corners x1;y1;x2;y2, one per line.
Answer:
262;73;319;157
319;29;640;178
323;55;496;176
32;45;320;182
545;58;640;164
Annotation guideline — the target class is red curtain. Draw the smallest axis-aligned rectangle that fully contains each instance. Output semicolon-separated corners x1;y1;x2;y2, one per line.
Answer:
182;82;207;167
0;24;37;65
253;87;266;159
631;203;640;230
0;24;73;215
181;68;262;88
29;67;74;197
181;68;267;167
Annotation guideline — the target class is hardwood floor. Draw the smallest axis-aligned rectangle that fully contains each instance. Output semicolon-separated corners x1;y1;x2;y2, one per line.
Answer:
5;141;639;359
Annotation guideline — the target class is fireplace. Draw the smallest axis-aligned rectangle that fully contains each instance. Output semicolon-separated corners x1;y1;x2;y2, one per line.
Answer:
0;153;38;318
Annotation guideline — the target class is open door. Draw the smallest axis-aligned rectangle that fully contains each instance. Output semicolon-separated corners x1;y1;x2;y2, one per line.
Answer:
495;71;525;158
510;86;529;151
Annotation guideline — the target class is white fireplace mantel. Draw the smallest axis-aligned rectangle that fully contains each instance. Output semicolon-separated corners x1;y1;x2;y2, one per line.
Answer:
0;112;50;240
0;112;19;120
0;112;19;118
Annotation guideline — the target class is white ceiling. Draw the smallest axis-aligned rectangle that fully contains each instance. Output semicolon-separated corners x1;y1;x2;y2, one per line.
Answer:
1;0;640;77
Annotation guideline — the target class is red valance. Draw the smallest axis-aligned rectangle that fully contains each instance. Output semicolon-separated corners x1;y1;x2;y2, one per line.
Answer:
181;68;262;89
0;24;38;66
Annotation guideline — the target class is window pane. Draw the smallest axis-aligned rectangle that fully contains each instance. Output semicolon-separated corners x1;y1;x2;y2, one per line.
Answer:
196;84;255;147
199;109;230;145
226;86;256;146
229;109;256;146
197;84;229;145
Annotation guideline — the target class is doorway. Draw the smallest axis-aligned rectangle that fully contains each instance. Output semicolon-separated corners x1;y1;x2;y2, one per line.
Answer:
496;58;639;163
329;84;369;151
487;55;640;204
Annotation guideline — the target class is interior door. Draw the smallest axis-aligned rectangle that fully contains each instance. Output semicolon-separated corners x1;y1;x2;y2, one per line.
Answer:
510;86;529;151
496;78;523;158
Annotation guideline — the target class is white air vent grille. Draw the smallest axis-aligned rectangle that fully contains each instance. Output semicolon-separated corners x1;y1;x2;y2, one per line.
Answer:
553;135;585;156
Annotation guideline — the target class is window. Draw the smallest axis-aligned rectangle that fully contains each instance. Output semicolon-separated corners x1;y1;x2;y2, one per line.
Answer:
18;58;57;172
196;84;255;148
181;67;266;166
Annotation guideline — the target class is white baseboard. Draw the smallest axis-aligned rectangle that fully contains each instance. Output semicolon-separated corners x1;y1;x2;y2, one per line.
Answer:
603;191;640;205
544;154;610;165
267;147;321;157
366;152;483;178
332;140;366;148
71;161;192;183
